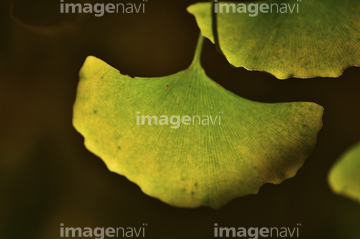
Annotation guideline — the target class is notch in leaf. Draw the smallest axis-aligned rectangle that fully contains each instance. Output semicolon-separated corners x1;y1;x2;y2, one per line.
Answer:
73;36;323;208
188;0;360;79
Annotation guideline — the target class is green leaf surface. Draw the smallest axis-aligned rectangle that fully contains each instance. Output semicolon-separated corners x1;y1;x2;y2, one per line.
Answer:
329;141;360;204
73;51;323;208
188;0;360;79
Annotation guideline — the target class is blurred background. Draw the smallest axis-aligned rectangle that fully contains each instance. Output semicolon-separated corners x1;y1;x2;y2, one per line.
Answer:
1;0;360;238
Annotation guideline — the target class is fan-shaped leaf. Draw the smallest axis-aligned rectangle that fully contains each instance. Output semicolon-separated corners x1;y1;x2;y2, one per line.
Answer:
188;0;360;79
73;55;323;208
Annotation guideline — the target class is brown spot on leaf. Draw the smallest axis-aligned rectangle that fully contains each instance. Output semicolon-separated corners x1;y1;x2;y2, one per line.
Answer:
121;72;135;78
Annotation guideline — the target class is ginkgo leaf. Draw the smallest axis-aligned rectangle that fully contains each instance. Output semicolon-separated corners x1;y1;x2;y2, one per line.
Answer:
329;141;360;204
73;36;323;208
187;0;360;79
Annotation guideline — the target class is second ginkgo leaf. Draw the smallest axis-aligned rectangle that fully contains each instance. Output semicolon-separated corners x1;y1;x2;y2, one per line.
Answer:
188;0;360;79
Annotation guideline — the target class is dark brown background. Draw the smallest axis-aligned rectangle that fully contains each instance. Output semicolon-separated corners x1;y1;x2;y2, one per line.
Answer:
1;0;360;238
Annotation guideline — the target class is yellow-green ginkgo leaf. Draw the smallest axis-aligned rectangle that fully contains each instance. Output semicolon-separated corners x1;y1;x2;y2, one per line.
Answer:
187;0;360;79
329;141;360;204
73;37;323;209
